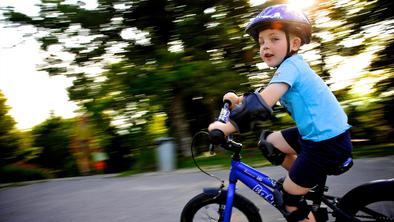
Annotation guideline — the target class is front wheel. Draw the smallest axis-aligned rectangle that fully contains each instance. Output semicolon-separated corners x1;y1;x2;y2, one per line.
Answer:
180;190;262;222
337;179;394;222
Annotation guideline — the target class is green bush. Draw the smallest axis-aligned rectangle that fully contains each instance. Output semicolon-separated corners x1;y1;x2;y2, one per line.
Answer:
0;164;53;183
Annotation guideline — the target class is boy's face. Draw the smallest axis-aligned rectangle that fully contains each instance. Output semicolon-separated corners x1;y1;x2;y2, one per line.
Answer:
258;29;288;67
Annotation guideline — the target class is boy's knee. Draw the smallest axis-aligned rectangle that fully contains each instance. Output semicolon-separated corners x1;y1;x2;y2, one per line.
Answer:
258;130;286;165
265;130;279;143
266;131;289;152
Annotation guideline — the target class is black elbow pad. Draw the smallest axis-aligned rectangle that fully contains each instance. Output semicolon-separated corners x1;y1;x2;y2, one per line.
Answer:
229;92;272;132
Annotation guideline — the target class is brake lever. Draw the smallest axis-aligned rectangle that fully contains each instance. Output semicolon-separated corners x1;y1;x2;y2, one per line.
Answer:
209;144;216;155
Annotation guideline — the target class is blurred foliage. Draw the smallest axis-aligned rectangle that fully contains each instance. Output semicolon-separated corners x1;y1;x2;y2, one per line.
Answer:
1;0;393;177
0;90;21;167
149;112;169;138
307;0;394;144
0;163;54;183
31;115;79;177
3;0;254;156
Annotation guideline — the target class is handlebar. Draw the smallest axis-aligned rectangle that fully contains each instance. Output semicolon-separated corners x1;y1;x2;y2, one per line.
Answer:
208;101;242;153
209;129;227;145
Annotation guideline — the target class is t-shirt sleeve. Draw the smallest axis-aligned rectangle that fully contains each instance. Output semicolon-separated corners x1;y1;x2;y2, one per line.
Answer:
269;60;299;88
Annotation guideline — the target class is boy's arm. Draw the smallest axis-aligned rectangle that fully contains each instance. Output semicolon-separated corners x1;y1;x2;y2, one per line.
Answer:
209;83;289;135
260;83;289;107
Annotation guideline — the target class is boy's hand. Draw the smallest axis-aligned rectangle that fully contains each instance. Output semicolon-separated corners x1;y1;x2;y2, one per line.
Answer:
207;91;241;136
223;92;241;109
208;121;237;136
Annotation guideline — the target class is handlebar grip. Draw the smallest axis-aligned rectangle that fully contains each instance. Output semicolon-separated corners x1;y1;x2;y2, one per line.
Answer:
218;102;231;123
223;100;232;108
209;129;226;145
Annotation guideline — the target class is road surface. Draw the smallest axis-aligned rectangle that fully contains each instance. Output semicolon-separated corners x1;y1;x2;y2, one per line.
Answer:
0;156;393;222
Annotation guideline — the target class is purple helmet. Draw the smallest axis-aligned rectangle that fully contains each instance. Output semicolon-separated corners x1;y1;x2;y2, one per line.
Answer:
245;4;312;44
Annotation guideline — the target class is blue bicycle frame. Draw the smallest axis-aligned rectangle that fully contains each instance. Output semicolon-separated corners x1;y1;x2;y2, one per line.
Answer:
223;158;280;222
210;101;283;221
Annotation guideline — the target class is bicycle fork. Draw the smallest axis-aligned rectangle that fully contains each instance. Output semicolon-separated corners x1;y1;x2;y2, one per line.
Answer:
222;183;236;222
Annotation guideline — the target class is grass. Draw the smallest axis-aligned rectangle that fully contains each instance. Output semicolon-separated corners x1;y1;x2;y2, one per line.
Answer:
178;147;273;170
0;164;54;183
352;143;394;157
177;143;394;171
118;143;394;177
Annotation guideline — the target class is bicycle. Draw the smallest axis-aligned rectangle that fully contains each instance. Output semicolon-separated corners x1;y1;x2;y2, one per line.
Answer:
180;102;394;222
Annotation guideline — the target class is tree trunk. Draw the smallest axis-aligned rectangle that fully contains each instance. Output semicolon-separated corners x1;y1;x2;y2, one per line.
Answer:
170;92;192;157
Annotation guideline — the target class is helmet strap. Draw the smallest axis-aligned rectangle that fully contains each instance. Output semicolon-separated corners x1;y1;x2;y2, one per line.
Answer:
285;30;292;59
275;30;293;68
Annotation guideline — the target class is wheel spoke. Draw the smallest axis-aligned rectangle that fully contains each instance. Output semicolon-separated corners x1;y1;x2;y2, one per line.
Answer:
193;203;250;221
201;204;219;221
218;204;225;222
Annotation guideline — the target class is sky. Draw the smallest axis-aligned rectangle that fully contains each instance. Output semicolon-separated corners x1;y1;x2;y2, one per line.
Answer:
0;0;78;130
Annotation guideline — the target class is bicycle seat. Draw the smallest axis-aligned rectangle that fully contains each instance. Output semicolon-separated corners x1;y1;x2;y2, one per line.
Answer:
328;157;353;175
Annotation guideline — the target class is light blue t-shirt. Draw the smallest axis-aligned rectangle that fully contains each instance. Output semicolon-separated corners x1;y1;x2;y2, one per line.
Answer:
269;54;351;142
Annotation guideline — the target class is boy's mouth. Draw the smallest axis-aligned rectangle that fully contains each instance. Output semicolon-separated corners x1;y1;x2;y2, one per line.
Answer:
264;53;274;58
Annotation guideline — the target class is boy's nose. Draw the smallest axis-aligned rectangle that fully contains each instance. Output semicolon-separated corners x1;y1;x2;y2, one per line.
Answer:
261;45;269;51
260;43;269;50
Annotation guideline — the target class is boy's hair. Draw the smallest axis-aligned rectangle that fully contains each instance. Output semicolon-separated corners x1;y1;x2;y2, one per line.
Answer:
245;4;311;45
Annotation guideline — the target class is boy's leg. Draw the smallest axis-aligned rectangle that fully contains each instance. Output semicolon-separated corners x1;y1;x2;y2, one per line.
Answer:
266;129;298;170
266;128;317;221
283;176;316;222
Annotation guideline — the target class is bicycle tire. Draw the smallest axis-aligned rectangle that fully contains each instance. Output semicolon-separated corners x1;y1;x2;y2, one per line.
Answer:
336;179;394;222
180;190;263;222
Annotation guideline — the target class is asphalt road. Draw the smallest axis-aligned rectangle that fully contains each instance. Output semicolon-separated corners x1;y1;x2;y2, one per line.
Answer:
0;156;393;222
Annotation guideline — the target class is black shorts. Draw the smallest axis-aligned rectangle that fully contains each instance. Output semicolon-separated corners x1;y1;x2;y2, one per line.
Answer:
281;127;353;188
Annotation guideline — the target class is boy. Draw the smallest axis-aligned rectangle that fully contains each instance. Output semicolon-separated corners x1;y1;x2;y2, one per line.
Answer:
208;4;353;222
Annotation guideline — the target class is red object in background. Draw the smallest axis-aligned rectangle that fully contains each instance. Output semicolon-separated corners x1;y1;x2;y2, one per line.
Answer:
95;161;106;171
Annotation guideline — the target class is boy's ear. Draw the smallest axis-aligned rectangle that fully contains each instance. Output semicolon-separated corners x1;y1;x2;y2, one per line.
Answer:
291;36;302;51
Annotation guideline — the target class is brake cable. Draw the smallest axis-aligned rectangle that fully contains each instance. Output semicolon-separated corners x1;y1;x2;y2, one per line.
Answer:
190;130;225;188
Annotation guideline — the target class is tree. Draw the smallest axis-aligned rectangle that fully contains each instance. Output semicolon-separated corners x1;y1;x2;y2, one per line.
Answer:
31;115;78;176
4;0;393;161
0;90;21;167
310;0;394;142
4;0;253;156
